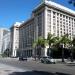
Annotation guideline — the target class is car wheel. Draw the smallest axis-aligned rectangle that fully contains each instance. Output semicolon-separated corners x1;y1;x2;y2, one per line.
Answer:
41;60;44;63
53;62;55;64
43;61;46;64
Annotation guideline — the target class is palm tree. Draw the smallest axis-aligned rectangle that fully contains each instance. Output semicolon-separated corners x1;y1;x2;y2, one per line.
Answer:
33;37;46;60
70;38;75;62
59;34;70;62
47;33;54;56
47;33;53;48
47;33;59;57
52;36;60;51
53;36;60;46
72;38;75;46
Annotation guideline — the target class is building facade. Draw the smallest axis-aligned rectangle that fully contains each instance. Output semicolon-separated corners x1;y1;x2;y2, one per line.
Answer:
2;31;10;53
11;0;75;57
19;18;35;57
33;0;75;56
0;28;10;54
10;22;21;57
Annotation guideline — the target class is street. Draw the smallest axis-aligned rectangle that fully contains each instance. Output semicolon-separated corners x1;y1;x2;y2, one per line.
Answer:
0;58;75;75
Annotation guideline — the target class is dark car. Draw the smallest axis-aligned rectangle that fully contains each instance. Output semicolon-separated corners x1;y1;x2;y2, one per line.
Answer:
19;56;27;61
40;56;55;64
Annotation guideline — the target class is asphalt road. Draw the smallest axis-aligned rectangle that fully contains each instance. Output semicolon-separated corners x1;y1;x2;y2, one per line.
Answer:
0;58;75;75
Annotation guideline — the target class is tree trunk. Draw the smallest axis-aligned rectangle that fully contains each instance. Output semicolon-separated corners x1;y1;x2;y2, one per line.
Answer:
70;50;73;62
34;47;37;61
70;44;74;62
38;47;41;60
62;49;64;62
62;44;64;62
49;45;51;57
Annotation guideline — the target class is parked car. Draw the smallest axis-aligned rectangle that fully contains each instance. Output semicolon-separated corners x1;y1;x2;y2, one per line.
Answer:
40;56;55;64
19;56;27;61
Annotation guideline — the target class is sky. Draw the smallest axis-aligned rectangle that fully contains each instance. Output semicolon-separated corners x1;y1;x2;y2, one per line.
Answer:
0;0;75;29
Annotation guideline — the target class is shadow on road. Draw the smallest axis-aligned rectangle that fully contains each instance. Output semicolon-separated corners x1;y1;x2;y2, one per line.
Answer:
9;70;71;75
66;64;75;66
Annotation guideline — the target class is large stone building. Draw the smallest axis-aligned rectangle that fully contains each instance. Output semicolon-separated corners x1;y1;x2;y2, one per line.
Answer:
0;28;10;54
2;31;10;53
11;0;75;57
19;18;35;57
10;22;22;57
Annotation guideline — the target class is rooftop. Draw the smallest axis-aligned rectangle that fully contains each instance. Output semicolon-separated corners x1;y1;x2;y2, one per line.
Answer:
33;0;75;15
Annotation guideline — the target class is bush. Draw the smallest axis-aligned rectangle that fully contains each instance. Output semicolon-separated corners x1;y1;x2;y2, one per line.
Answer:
1;53;8;57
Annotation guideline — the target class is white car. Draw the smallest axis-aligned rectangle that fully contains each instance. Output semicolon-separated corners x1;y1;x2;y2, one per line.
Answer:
40;56;55;64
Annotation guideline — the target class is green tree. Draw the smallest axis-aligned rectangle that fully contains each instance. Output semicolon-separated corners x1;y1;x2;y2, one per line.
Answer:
53;36;60;47
52;36;60;51
69;38;75;62
33;37;46;60
72;38;75;46
2;48;11;57
59;34;70;62
47;33;59;57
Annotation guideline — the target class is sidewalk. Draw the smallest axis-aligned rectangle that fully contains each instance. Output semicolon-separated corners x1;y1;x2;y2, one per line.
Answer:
65;61;75;64
0;63;27;75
